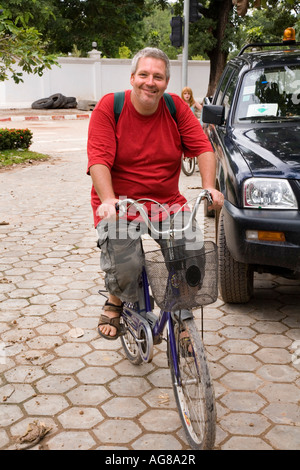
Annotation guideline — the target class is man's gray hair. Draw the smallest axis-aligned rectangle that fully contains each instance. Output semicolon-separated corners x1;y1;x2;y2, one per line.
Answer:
131;47;170;81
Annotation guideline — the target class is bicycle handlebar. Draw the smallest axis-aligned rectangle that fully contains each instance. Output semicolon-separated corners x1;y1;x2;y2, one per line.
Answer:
115;189;213;237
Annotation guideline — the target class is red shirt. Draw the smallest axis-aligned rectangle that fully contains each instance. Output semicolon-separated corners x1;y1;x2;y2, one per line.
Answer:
87;90;213;227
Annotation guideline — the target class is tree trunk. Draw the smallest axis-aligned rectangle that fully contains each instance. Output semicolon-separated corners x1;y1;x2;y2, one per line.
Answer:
206;0;233;97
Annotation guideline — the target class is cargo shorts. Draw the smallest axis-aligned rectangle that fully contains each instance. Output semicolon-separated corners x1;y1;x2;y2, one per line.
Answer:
96;215;204;303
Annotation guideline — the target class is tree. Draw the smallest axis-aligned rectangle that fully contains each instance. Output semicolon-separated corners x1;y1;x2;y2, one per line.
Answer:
187;0;299;96
40;0;144;56
3;0;170;58
234;0;299;21
241;4;299;45
142;2;181;59
187;0;235;96
0;9;58;83
3;0;298;91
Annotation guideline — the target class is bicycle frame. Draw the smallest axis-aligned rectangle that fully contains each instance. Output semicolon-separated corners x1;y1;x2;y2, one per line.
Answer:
119;190;213;375
101;190;217;450
122;264;182;381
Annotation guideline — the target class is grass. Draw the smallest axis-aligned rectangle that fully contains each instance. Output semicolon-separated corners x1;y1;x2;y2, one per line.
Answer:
0;149;49;168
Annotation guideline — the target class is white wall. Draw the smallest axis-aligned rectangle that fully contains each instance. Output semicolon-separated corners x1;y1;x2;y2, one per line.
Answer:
0;56;210;109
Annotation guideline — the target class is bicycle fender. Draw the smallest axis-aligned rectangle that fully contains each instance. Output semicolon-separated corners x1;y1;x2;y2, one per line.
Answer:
172;309;194;321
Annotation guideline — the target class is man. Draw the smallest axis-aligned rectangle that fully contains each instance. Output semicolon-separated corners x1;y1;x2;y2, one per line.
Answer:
87;47;224;340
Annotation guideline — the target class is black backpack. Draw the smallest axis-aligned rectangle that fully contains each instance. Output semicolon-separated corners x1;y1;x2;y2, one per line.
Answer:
113;91;177;124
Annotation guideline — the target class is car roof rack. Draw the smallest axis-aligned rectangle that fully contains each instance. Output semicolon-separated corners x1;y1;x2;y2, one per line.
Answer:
238;41;300;56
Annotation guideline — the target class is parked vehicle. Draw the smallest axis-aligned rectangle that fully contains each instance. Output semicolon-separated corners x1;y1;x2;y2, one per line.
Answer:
202;36;300;303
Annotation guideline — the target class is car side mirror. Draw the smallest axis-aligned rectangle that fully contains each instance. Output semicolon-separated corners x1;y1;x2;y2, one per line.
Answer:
202;104;225;125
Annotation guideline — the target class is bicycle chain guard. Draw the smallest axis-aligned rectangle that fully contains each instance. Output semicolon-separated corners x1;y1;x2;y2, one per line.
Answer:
137;320;153;363
122;304;154;363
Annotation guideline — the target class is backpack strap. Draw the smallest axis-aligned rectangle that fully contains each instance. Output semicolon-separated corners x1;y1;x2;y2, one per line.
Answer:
163;93;177;122
113;91;177;124
113;91;125;124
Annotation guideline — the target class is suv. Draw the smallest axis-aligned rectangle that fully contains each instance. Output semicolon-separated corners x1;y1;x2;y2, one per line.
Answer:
202;40;300;303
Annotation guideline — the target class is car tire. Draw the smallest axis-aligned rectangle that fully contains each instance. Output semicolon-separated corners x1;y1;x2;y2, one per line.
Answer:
31;98;54;109
64;96;77;103
49;93;66;108
63;99;77;108
218;210;253;303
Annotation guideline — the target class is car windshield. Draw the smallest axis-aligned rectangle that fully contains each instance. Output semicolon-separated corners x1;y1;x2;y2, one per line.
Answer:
235;64;300;123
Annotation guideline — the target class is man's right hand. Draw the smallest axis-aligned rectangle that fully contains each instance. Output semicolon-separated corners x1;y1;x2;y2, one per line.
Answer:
96;198;119;220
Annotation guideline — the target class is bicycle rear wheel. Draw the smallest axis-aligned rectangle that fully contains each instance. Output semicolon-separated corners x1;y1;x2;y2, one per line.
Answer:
181;156;195;176
168;317;216;450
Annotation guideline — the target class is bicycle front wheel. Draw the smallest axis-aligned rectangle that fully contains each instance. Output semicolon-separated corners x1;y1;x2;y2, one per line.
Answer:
168;318;216;450
120;319;143;365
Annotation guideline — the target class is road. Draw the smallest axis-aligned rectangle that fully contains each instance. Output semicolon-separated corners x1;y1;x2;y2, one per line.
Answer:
0;117;300;450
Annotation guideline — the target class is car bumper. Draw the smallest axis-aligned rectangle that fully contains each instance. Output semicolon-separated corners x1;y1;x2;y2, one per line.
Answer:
223;201;300;272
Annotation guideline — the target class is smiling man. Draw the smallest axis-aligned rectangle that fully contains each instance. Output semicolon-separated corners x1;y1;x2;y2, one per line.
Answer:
130;54;169;114
87;47;223;340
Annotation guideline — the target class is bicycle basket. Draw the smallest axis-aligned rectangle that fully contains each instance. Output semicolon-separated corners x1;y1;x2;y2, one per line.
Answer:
144;241;218;311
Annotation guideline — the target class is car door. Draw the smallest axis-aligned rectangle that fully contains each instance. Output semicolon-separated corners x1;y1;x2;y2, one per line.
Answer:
207;66;240;203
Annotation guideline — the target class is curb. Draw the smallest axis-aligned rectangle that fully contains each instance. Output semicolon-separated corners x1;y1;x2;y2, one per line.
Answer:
0;113;91;123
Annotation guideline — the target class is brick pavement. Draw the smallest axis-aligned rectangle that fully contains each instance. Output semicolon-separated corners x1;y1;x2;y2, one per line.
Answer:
0;115;300;450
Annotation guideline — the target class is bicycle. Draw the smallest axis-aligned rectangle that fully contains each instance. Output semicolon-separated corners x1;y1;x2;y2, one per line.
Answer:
181;155;196;176
102;190;218;450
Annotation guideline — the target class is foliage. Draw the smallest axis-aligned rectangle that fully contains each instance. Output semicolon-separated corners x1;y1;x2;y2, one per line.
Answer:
118;44;131;59
1;0;175;58
2;0;299;61
0;128;33;150
0;9;58;83
245;26;263;43
71;44;81;57
168;0;299;95
3;0;165;58
142;2;181;59
191;55;208;61
1;0;299;92
230;1;299;55
168;0;299;57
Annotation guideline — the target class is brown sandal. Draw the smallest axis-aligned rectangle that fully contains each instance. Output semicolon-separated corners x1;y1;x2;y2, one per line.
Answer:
98;301;125;340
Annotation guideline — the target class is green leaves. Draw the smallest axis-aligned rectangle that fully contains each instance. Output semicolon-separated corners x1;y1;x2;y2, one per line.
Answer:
0;10;58;82
0;128;33;150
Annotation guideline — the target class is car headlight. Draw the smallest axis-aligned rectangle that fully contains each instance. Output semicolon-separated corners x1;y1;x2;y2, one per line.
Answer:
243;178;298;209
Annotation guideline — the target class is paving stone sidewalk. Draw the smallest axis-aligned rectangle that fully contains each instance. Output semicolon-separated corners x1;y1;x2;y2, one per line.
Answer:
0;120;300;450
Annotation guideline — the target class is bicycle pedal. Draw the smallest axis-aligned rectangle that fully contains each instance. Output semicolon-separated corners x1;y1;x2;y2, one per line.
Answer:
153;335;163;345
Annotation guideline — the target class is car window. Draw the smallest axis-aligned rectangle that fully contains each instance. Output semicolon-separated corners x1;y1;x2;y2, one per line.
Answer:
215;66;235;106
222;70;239;121
235;64;300;122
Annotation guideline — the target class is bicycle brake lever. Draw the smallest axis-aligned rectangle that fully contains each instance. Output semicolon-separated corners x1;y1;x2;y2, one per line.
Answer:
115;202;126;217
207;192;213;206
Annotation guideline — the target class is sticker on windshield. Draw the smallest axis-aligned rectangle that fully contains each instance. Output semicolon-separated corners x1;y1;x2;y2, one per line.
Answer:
243;85;256;95
247;103;278;117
